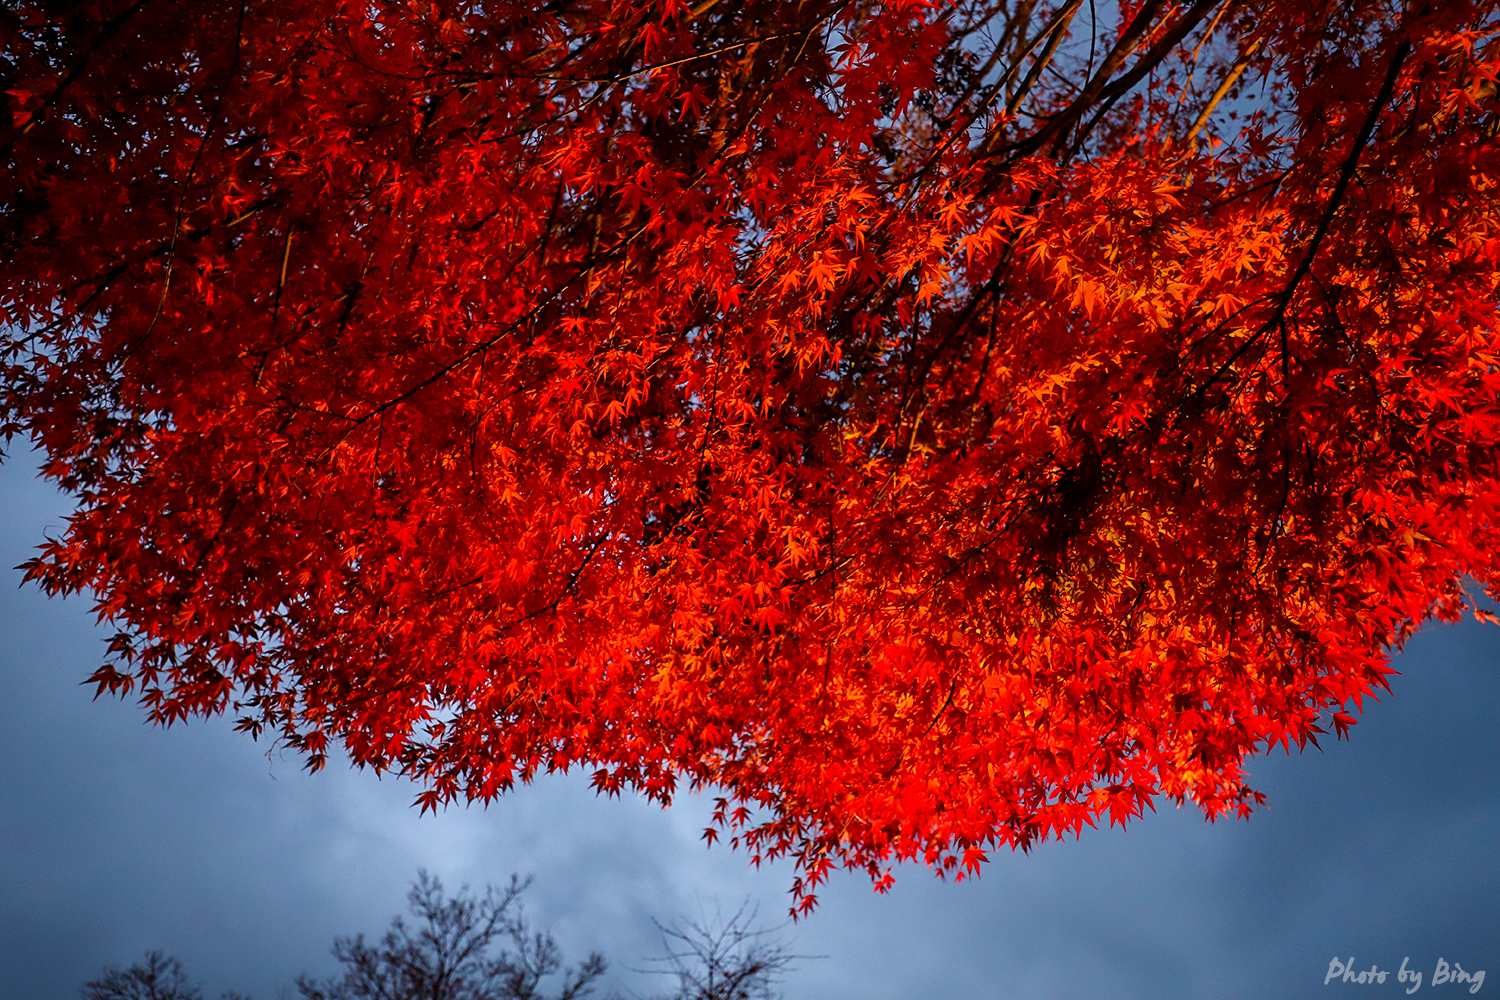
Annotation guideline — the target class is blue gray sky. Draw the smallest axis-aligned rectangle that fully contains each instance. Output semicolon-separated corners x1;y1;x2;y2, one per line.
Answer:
2;451;1496;1000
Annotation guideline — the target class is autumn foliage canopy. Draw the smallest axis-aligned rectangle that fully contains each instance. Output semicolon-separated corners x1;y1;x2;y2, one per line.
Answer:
4;0;1500;909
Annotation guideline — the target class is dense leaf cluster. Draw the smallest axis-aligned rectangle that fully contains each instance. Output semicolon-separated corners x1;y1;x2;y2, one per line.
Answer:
4;0;1499;910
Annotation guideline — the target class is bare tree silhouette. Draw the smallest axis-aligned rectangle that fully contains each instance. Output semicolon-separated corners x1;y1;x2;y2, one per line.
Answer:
639;903;796;1000
293;872;605;1000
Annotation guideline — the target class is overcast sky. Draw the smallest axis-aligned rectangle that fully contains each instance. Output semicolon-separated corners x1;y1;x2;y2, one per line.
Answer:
2;451;1496;1000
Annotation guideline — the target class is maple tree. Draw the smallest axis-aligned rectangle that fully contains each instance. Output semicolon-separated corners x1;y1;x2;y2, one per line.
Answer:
3;0;1500;913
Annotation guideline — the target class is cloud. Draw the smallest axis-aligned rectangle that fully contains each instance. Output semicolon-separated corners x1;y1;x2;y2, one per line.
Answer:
2;454;1495;1000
